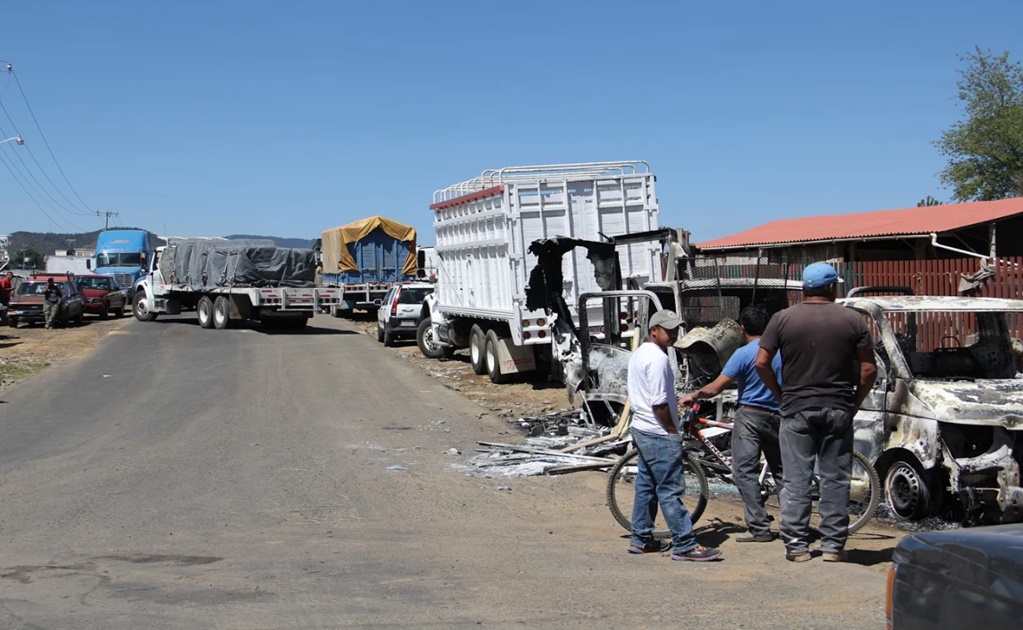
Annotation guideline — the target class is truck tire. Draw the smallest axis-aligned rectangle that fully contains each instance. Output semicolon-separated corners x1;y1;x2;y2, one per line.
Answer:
197;296;214;329
133;292;158;322
417;317;453;359
213;296;231;330
485;330;510;384
469;324;487;375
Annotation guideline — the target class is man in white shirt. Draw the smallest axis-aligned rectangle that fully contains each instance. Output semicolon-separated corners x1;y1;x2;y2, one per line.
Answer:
626;309;723;562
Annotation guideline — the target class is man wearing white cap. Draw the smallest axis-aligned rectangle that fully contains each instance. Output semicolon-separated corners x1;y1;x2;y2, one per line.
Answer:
626;309;723;562
755;262;876;563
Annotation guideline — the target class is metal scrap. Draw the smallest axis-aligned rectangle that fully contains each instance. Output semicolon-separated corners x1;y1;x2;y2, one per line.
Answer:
457;409;628;478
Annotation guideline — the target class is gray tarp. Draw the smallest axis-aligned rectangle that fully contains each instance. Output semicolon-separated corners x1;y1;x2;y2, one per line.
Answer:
160;239;316;290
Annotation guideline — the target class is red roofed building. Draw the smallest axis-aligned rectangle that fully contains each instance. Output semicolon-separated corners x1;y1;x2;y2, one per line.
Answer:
696;198;1023;263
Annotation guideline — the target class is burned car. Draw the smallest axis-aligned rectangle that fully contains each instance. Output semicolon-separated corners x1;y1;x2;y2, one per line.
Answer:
840;293;1023;524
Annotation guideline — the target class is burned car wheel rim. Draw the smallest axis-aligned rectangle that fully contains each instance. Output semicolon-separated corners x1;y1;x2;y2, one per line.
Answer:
885;459;930;519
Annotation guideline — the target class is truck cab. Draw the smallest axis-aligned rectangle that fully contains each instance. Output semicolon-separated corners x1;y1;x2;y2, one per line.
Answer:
94;229;152;299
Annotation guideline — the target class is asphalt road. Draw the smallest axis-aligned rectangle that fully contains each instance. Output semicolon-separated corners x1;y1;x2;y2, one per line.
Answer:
0;314;895;628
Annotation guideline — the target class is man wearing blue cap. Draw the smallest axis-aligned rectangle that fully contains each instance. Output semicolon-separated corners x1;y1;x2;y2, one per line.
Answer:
754;262;876;563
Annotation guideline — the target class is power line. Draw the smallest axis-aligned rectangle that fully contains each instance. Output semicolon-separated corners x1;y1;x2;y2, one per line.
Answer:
0;148;79;232
0;100;92;216
6;62;96;214
0;121;90;218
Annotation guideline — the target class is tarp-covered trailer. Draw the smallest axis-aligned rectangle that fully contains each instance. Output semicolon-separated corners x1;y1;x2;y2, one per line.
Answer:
132;238;341;330
320;216;417;316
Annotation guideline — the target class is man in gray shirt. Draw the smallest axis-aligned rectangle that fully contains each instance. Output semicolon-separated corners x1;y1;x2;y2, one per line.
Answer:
755;262;876;563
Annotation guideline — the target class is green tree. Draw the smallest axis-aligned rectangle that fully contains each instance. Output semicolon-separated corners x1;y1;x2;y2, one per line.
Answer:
935;47;1023;201
15;247;44;269
917;196;943;207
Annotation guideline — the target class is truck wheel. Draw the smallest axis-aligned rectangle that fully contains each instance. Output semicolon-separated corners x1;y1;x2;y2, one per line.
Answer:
213;296;231;330
417;317;453;359
197;296;214;329
485;330;510;384
884;456;933;520
469;325;487;375
133;292;158;322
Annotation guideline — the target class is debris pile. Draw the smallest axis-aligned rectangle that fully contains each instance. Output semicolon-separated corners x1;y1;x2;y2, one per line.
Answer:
459;409;630;477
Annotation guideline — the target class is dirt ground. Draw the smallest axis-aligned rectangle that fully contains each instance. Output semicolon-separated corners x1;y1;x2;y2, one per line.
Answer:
0;316;134;391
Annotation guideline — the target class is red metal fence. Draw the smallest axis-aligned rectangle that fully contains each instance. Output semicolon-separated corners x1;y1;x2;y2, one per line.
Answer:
707;256;1023;348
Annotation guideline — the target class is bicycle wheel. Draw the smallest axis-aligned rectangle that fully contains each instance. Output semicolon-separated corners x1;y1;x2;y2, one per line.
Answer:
606;449;710;539
807;450;881;534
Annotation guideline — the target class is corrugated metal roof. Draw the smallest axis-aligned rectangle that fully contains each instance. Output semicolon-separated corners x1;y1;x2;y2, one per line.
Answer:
697;198;1023;251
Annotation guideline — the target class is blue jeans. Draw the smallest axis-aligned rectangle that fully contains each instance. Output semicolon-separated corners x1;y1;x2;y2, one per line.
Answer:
779;408;854;555
629;428;697;554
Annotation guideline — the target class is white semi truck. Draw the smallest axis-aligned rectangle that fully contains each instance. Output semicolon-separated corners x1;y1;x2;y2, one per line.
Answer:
418;161;664;383
133;238;340;330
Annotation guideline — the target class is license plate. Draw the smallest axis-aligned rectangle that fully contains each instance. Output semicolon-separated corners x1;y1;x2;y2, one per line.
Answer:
399;320;417;327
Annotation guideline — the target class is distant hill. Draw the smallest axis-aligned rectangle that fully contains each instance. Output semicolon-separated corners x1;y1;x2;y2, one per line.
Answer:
6;228;156;256
6;230;315;255
224;234;316;249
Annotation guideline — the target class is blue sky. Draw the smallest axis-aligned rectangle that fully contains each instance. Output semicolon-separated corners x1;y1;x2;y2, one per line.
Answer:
1;0;1021;246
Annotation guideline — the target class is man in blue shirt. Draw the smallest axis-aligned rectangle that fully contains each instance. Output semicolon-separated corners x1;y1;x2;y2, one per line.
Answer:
680;305;783;542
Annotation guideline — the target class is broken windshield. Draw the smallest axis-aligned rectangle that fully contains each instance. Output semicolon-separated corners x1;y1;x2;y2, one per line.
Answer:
879;309;1018;380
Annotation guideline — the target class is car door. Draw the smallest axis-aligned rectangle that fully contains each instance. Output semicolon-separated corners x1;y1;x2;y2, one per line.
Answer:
378;288;395;329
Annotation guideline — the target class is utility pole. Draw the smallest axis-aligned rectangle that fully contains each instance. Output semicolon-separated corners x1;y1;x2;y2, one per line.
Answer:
96;210;118;230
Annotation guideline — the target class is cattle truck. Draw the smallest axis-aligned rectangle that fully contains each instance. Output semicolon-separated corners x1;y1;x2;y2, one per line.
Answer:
419;161;663;384
320;216;418;317
132;238;340;330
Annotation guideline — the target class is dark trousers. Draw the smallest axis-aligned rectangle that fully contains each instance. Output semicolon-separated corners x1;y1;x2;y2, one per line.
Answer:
731;408;783;536
779;408;854;555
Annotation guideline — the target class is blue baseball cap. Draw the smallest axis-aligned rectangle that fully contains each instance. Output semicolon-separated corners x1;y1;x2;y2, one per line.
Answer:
802;262;842;289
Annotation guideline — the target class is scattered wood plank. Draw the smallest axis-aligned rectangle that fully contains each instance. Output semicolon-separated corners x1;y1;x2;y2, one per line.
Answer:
477;441;617;464
545;461;616;475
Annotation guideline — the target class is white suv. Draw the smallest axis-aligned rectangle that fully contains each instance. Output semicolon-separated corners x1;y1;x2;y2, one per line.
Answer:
377;282;434;346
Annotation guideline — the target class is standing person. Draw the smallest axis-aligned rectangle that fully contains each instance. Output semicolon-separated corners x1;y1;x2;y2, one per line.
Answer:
626;309;723;562
680;305;784;543
43;277;63;329
755;263;876;563
0;271;13;322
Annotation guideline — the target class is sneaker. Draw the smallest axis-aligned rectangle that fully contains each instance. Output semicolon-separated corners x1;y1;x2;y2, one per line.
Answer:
786;550;812;562
736;532;776;543
627;540;670;554
671;545;723;562
822;550;848;562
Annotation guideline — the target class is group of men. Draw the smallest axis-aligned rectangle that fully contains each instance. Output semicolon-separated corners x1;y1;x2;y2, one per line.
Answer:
625;262;877;563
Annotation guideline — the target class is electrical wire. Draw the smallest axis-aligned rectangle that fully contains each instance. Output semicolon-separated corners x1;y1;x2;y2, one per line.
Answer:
0;101;92;216
0;121;89;219
9;67;95;214
0;148;79;232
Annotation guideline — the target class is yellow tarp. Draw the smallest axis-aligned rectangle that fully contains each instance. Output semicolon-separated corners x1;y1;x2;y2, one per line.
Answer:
320;216;418;276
